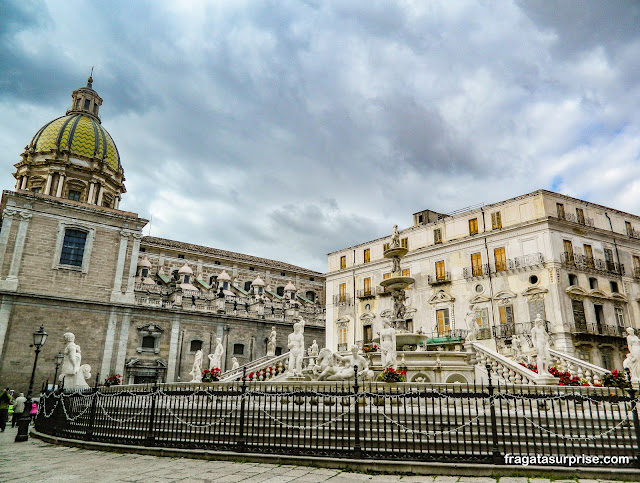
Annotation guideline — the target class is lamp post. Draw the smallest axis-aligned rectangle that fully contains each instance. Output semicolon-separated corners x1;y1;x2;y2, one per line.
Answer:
52;352;63;393
15;325;47;442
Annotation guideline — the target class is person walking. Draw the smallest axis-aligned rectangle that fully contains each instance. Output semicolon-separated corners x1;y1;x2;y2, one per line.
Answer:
11;392;26;428
0;387;11;432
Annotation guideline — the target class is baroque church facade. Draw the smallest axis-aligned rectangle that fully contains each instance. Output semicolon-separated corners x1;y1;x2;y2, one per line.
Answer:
0;78;325;390
326;190;640;373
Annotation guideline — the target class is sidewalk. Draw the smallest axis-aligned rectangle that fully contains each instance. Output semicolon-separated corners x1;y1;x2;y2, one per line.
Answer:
0;426;636;482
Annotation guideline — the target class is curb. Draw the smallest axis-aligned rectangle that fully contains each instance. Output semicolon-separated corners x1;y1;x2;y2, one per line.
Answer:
31;430;640;480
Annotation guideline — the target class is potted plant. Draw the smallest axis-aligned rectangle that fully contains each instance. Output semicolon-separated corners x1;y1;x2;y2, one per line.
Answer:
201;368;221;383
103;374;122;387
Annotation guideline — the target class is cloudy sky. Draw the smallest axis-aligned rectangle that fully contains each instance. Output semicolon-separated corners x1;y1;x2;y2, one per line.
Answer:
1;1;640;272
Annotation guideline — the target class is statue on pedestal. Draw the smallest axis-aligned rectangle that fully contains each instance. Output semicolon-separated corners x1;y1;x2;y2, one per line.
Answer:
266;327;277;356
231;357;240;371
380;320;397;368
59;333;90;389
328;346;374;381
392;291;407;321
390;224;400;249
623;327;640;384
190;350;203;382
530;314;551;374
208;338;224;370
287;319;305;375
307;340;319;367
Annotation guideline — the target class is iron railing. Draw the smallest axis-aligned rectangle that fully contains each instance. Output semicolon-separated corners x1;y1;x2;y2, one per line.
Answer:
333;294;352;305
493;320;550;339
558;212;595;227
356;289;375;299
572;322;626;338
427;272;451;285
561;252;625;276
35;376;640;467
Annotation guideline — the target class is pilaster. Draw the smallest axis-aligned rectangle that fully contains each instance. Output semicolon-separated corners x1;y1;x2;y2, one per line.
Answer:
110;230;130;301
100;308;119;377
0;297;14;362
166;314;181;382
0;210;16;276
2;211;32;291
114;310;132;377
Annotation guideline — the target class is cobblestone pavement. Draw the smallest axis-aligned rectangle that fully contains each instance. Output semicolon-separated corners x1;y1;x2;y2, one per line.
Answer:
0;427;635;483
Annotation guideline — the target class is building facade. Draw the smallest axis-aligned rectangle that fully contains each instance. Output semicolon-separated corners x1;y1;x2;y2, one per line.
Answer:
326;190;640;371
0;79;325;391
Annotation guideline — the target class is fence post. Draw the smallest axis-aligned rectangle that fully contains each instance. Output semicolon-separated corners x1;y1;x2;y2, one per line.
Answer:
485;363;502;464
85;386;99;441
237;367;247;452
353;364;362;459
625;368;640;468
146;382;159;446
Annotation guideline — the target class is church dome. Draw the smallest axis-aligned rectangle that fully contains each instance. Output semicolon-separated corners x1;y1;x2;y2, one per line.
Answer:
28;114;120;170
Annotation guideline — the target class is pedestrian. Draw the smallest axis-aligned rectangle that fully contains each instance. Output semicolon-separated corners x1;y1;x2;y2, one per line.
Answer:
0;387;10;432
11;392;26;428
30;400;38;425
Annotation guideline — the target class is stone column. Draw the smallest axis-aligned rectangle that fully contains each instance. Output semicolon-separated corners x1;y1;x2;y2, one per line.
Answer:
166;314;181;382
0;210;16;274
7;211;32;281
55;173;65;197
100;308;119;377
20;176;27;190
96;184;104;206
87;182;95;205
114;195;120;209
124;234;141;296
44;174;53;195
111;230;130;299
0;297;14;361
114;310;132;377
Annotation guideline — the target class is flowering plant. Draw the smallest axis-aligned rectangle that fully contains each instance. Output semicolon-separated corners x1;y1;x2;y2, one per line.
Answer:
602;370;630;389
378;367;407;383
103;374;122;387
201;368;221;382
362;344;379;353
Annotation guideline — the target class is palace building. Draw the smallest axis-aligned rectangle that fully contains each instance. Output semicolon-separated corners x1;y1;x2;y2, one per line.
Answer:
0;78;325;390
326;190;640;371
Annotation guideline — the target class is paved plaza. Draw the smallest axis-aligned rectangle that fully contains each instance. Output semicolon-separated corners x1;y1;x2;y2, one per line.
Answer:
0;426;636;482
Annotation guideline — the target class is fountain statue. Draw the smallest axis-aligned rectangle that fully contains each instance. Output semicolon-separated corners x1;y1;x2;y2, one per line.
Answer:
59;332;91;389
530;314;551;374
189;350;203;382
380;320;397;368
208;338;224;370
623;327;640;384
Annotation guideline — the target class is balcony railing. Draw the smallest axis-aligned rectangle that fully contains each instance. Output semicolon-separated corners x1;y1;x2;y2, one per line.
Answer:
572;322;626;338
427;272;451;285
561;252;624;276
492;319;550;339
424;329;469;344
558;212;594;227
356;288;375;299
333;294;352;305
463;264;491;279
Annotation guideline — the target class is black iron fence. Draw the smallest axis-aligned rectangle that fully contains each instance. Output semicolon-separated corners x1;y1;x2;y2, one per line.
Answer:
36;371;640;467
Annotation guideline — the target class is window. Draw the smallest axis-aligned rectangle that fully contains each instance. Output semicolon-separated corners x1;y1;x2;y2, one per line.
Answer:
594;304;604;328
363;277;371;296
418;214;424;223
576;208;585;225
141;268;149;278
183;274;190;284
177;254;185;259
305;290;316;302
556;203;565;219
68;190;81;201
491;211;502;229
190;340;203;352
584;244;594;268
601;350;613;370
383;273;391;280
401;268;410;277
338;326;348;345
471;252;482;277
604;248;615;271
249;267;255;271
499;305;514;325
401;237;408;249
383;243;390;251
578;349;592;364
244;281;252;292
572;299;586;330
563;240;574;262
475;308;489;328
276;286;285;296
434;228;442;244
339;283;346;302
233;343;245;355
568;273;578;285
363;248;370;264
528;299;546;321
280;272;286;276
435;260;445;281
626;221;633;236
615;306;625;327
214;261;221;265
364;325;373;343
436;308;450;336
59;229;87;267
310;277;315;281
494;247;506;272
84;99;91;109
610;281;619;293
469;218;478;235
588;277;598;290
634;255;640;276
340;256;346;269
141;336;155;349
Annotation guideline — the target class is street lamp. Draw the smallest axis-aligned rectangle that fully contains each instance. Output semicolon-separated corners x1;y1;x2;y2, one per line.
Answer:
15;325;47;442
52;352;63;393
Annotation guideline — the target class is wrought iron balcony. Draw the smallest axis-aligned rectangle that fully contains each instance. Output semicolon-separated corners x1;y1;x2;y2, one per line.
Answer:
492;319;550;339
561;252;624;276
356;288;375;299
333;294;352;305
475;328;492;340
428;272;451;285
572;322;625;338
557;212;594;227
463;264;491;279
